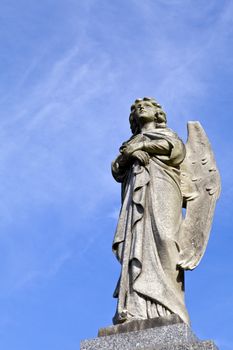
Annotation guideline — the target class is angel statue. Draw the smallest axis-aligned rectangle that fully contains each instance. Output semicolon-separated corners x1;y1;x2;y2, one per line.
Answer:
111;97;220;325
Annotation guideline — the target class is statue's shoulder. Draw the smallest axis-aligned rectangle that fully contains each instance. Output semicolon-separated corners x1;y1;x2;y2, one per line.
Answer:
122;134;143;145
151;128;184;147
163;128;183;142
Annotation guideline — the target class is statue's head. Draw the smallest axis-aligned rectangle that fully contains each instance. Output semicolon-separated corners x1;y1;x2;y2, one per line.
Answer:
129;97;167;135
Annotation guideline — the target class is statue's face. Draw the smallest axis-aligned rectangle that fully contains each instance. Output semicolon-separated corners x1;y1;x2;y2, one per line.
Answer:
134;101;156;123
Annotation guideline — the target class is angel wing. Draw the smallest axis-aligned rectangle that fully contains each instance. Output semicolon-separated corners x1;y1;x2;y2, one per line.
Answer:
178;121;221;271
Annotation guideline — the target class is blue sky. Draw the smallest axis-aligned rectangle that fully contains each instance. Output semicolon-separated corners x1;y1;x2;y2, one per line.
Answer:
0;0;232;349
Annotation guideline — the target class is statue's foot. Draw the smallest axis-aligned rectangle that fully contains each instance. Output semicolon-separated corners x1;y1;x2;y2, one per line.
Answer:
112;309;128;324
113;309;144;325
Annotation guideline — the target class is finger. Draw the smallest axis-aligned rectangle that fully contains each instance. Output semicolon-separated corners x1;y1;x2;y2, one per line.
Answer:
135;154;144;164
145;154;150;164
136;155;144;163
139;155;147;165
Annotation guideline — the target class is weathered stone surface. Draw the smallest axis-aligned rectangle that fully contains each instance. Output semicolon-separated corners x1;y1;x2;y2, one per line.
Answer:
81;322;219;350
98;314;183;337
111;97;221;325
140;342;218;350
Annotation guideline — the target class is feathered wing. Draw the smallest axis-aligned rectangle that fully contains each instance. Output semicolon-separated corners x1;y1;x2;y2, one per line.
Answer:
178;121;221;270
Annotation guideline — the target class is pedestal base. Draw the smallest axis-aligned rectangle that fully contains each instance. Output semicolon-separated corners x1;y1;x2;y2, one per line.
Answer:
80;316;218;350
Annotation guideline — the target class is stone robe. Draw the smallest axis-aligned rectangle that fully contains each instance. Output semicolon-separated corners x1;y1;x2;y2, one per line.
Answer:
112;128;189;324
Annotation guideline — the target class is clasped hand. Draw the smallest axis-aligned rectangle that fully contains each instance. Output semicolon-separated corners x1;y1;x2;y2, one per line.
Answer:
120;142;150;166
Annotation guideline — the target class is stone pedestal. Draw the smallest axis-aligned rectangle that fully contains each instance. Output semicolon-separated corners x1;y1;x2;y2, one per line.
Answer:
80;315;218;350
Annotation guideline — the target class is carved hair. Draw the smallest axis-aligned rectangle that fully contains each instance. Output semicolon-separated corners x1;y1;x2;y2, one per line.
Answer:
129;97;167;135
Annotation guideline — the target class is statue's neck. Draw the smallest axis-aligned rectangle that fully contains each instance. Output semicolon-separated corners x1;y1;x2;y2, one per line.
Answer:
139;120;156;133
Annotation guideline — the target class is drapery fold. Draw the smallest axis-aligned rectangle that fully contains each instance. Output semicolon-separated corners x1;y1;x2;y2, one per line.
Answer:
112;128;189;324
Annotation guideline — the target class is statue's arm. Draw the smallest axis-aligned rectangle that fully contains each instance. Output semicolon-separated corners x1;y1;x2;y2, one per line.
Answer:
142;139;171;155
111;154;129;183
112;147;151;182
121;139;172;157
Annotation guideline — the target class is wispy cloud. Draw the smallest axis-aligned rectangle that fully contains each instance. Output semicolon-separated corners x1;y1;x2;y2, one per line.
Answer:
0;25;122;293
0;0;232;322
13;250;72;292
128;0;233;118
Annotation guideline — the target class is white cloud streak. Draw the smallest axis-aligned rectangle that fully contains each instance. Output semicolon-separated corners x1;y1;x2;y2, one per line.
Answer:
0;0;232;301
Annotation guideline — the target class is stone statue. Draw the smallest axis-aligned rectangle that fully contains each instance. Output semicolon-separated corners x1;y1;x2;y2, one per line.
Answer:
111;97;220;325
